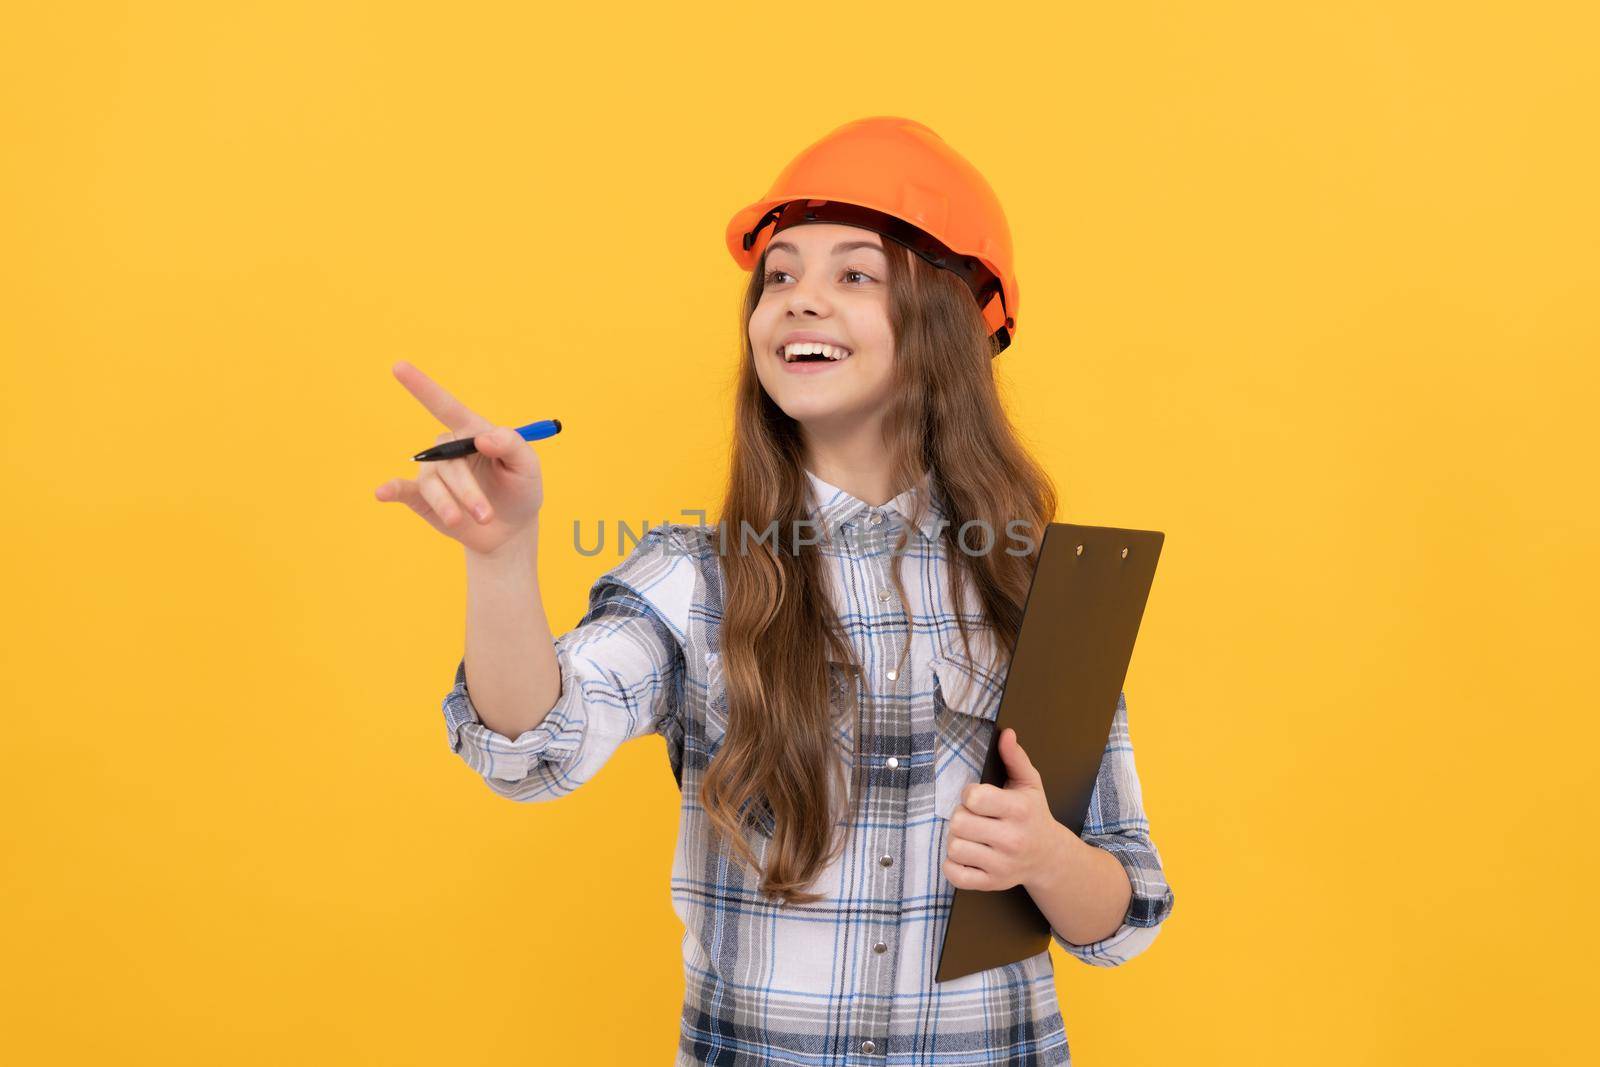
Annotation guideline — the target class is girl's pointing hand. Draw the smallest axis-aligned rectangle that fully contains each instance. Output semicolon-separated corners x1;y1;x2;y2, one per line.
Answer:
372;360;545;557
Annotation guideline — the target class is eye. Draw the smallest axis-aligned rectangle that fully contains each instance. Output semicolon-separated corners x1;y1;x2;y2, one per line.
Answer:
763;269;792;284
843;269;875;284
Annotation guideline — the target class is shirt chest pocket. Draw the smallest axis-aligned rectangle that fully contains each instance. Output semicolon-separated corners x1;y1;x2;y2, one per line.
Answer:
931;651;1004;822
700;651;778;838
701;650;730;752
700;651;856;839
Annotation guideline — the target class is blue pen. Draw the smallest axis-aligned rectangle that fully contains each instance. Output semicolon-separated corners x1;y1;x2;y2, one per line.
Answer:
412;419;562;462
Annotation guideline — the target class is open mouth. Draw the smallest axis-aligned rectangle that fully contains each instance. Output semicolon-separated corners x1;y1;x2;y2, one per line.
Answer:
779;342;853;364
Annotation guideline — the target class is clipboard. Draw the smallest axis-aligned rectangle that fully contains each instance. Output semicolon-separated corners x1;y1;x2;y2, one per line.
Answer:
934;521;1164;983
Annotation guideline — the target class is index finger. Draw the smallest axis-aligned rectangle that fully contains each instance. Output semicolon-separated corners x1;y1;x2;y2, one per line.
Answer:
390;360;483;432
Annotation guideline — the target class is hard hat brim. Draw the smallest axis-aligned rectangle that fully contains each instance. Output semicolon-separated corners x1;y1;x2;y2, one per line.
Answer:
727;195;1016;353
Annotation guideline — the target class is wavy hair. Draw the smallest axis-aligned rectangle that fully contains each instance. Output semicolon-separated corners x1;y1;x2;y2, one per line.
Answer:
699;235;1057;905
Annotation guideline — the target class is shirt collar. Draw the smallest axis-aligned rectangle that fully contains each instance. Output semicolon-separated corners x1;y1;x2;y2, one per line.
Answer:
803;466;947;543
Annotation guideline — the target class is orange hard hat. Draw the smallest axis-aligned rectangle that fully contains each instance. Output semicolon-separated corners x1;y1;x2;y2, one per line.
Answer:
726;116;1020;354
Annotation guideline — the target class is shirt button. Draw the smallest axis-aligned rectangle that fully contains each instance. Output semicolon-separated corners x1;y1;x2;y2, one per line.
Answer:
879;854;893;867
885;756;899;769
872;941;888;954
861;1039;877;1054
877;589;892;602
886;669;898;681
870;512;884;525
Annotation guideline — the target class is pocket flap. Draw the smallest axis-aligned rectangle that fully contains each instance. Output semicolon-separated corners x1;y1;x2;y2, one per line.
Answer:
930;650;1005;721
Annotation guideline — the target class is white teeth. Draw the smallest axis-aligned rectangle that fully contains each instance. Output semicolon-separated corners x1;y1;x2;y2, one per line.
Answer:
781;342;852;362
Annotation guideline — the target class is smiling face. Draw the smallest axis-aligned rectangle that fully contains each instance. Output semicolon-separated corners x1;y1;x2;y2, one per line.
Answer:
747;222;898;435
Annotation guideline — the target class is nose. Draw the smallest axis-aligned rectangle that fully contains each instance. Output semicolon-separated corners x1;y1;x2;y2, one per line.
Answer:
783;269;834;319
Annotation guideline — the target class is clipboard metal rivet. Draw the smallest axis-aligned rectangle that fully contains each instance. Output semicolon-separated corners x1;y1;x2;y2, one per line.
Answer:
1121;547;1129;558
1075;544;1083;556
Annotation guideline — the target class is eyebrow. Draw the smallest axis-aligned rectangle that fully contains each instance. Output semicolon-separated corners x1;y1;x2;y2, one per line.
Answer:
766;239;887;258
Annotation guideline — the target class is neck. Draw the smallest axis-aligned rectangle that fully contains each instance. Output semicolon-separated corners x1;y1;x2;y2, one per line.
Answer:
800;418;910;507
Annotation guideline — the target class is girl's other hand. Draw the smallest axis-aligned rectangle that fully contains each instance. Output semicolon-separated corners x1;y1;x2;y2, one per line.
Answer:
372;361;544;557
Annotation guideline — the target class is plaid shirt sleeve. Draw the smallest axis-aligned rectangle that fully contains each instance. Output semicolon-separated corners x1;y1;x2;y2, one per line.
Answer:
441;524;689;802
1051;690;1176;967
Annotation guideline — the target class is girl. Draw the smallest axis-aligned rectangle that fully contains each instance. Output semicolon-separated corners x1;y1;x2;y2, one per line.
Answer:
375;116;1175;1066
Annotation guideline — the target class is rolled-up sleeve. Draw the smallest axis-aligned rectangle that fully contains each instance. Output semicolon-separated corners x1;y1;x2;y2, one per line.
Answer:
1052;690;1176;966
441;524;691;802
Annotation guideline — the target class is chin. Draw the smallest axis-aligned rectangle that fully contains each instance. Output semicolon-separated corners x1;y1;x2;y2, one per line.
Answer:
772;397;843;422
776;397;873;429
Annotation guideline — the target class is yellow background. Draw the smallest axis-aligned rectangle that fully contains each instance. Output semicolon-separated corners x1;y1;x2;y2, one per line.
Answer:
3;2;1595;1063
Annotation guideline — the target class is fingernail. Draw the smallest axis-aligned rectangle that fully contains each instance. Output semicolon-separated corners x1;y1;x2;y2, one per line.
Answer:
474;504;488;520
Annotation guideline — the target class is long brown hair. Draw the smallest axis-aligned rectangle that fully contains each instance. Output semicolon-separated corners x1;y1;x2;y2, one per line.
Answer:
700;235;1057;905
